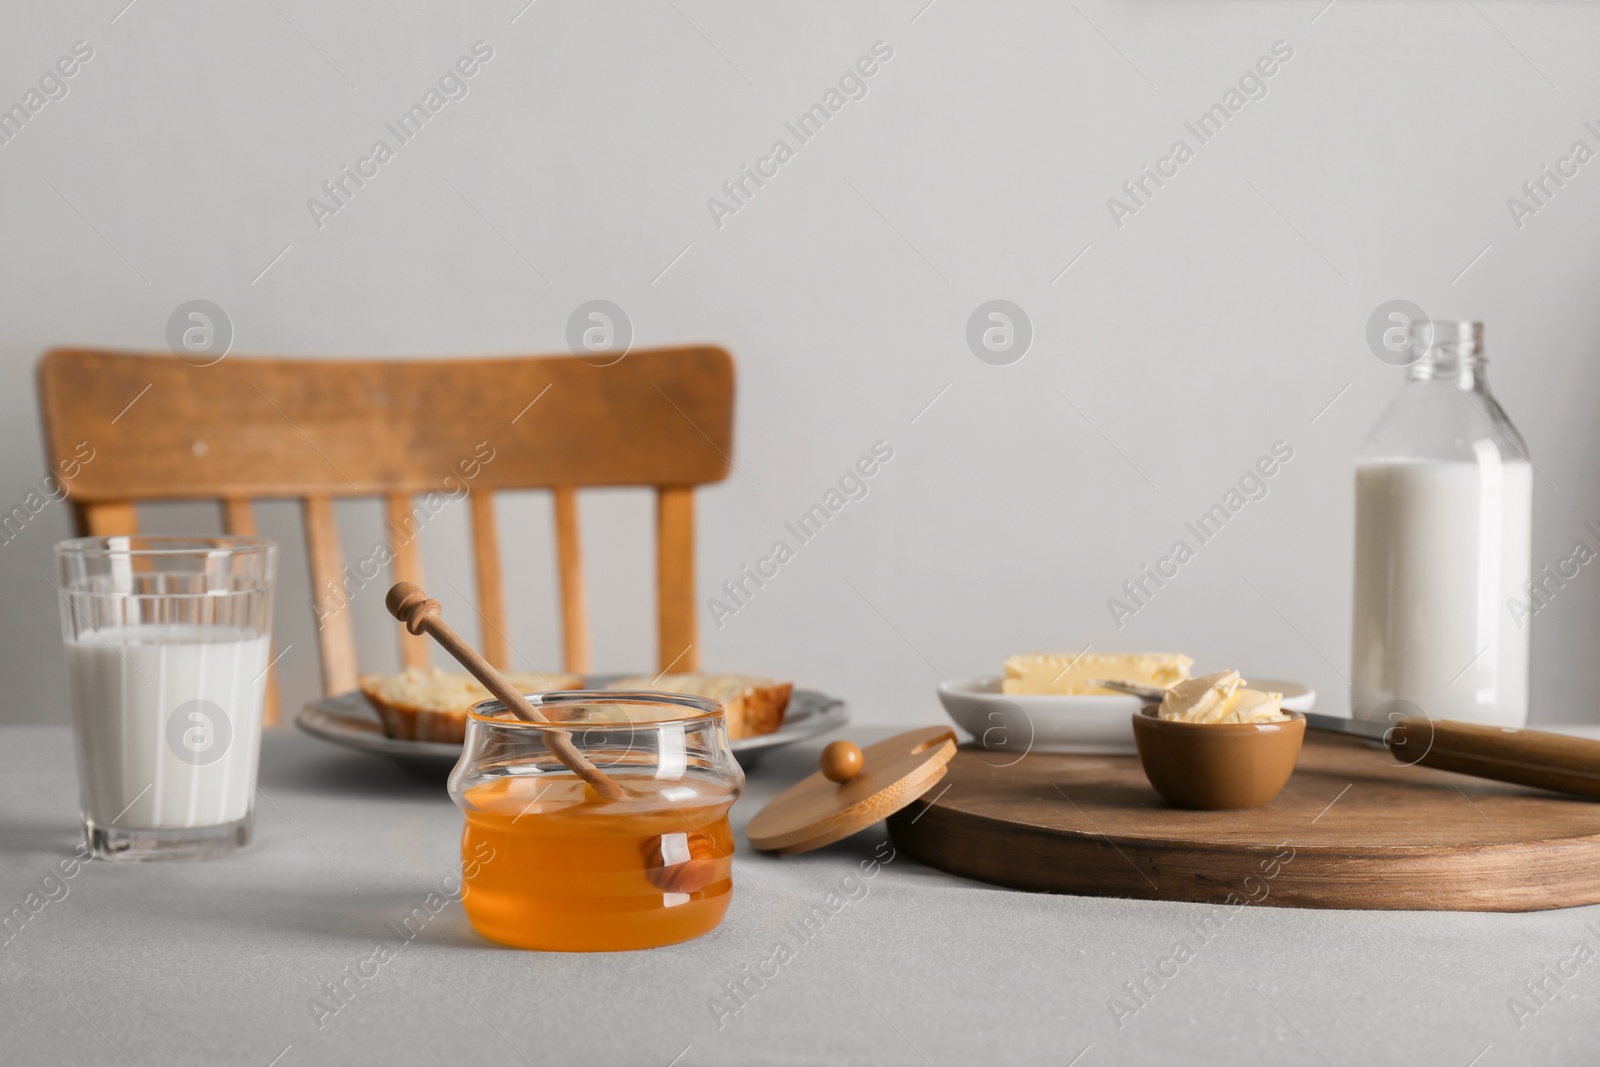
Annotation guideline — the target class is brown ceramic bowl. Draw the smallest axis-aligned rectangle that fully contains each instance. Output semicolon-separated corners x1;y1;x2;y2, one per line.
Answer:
1131;706;1305;810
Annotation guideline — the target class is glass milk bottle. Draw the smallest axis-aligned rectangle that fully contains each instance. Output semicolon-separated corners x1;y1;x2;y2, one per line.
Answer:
1351;320;1532;726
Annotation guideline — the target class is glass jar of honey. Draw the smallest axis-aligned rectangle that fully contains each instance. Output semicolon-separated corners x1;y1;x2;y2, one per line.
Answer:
448;690;744;951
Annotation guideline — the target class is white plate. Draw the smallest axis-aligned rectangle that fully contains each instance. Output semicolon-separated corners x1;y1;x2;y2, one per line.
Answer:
937;675;1316;756
295;683;848;778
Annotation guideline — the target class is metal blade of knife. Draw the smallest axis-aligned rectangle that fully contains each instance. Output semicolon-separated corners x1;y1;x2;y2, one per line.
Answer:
1302;711;1389;742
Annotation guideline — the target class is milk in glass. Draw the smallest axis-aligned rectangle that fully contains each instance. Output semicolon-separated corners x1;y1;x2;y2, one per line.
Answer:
56;536;277;860
66;624;270;830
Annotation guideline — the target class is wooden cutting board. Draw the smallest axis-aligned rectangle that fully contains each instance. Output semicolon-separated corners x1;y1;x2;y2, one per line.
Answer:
885;733;1600;911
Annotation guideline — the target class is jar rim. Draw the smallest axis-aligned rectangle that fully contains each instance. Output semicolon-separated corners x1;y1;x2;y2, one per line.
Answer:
467;689;724;727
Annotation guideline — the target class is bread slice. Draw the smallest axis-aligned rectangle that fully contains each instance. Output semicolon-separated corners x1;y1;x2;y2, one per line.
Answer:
605;673;792;740
1001;652;1193;696
359;666;583;743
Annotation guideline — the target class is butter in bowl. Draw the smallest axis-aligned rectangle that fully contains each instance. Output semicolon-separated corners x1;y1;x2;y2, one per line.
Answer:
1132;670;1306;810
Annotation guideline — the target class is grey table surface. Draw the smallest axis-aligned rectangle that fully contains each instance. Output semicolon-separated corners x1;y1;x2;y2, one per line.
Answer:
2;721;1598;1067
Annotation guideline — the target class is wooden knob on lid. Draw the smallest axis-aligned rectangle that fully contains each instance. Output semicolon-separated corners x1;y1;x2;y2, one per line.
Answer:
747;727;958;855
821;740;864;783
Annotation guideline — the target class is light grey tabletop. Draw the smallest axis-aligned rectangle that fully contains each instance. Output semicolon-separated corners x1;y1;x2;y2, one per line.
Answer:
1;721;1597;1066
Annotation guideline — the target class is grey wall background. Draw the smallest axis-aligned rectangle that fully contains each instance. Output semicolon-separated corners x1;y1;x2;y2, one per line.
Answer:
2;0;1597;728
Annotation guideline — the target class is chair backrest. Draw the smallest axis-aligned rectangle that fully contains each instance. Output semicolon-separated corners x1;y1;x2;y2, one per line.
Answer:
37;346;735;724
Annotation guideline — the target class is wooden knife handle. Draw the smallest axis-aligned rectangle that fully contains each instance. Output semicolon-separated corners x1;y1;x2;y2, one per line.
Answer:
1396;718;1600;799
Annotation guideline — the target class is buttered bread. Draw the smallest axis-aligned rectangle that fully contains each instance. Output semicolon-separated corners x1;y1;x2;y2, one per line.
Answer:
605;673;791;739
360;666;583;743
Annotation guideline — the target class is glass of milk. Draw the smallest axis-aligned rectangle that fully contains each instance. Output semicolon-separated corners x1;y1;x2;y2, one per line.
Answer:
55;536;278;860
1352;320;1532;727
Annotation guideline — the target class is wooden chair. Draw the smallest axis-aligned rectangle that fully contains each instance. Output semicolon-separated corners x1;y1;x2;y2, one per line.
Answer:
36;346;735;724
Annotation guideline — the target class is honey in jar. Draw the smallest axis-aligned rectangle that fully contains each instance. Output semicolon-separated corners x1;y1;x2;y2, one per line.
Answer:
449;691;744;951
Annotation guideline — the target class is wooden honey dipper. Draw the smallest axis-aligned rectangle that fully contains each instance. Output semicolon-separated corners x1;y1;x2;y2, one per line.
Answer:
385;582;624;801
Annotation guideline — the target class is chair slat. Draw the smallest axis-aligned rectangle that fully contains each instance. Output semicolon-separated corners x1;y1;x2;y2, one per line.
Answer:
383;494;429;669
469;491;509;670
220;498;282;727
303;496;359;695
655;486;698;674
552;487;591;674
76;501;138;536
220;498;256;536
